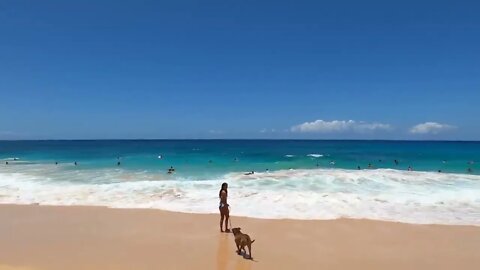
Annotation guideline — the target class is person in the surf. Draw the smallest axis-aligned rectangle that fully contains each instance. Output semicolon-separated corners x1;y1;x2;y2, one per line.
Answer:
219;182;230;233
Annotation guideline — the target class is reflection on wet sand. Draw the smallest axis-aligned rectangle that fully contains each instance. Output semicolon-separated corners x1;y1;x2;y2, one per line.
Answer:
216;233;253;270
216;233;230;270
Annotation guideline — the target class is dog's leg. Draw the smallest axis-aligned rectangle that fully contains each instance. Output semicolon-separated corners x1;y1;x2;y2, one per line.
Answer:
235;240;241;254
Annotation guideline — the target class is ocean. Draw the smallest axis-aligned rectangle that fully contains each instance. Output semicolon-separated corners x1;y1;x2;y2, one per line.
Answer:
1;140;479;225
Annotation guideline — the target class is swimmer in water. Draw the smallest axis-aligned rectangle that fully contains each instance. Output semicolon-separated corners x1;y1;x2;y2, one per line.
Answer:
408;166;412;171
74;161;77;166
167;166;175;173
438;170;442;173
468;168;473;173
5;161;8;165
55;161;58;165
117;161;121;166
368;163;372;169
357;166;361;170
394;159;399;165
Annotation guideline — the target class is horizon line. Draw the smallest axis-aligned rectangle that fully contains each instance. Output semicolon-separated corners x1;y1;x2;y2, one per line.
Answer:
1;138;479;142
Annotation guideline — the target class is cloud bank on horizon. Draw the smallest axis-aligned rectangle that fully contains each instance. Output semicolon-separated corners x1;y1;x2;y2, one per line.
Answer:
288;119;456;136
409;122;456;135
290;120;392;133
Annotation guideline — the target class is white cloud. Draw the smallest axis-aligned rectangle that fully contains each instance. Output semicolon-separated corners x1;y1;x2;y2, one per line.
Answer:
260;128;276;133
208;129;224;134
291;120;392;133
409;122;456;134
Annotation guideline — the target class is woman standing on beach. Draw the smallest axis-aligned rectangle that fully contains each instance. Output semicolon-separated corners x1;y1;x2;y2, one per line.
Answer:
219;182;230;232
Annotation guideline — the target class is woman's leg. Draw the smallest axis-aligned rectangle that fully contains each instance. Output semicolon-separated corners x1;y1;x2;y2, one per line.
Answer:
219;207;225;232
224;208;230;232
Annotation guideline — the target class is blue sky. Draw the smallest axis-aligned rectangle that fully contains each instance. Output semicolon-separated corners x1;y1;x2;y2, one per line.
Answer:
0;0;479;140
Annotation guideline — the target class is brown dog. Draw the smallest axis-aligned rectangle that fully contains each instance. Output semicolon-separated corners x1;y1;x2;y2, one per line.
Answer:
231;227;255;259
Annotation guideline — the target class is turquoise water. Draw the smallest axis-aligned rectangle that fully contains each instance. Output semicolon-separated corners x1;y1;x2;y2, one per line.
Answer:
1;140;478;177
1;140;479;225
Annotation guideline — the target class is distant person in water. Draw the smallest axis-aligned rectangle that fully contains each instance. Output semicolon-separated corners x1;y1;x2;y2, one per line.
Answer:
218;182;230;233
74;161;77;166
117;161;121;166
468;168;473;173
167;166;175;174
408;166;413;171
5;161;8;165
357;166;361;170
368;163;373;169
394;159;399;165
55;161;58;165
244;171;254;175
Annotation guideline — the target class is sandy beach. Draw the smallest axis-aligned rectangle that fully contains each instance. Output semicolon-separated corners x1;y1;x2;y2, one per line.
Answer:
0;204;478;270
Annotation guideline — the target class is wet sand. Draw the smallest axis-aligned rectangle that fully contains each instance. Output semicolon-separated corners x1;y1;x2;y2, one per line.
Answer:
0;204;479;270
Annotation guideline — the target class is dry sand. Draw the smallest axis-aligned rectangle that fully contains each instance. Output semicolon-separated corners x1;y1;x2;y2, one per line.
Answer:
0;204;479;270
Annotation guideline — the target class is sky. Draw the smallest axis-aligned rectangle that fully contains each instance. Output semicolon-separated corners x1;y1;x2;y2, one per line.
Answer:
0;0;479;140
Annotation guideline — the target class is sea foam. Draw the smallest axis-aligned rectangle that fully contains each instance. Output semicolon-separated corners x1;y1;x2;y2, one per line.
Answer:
0;165;479;225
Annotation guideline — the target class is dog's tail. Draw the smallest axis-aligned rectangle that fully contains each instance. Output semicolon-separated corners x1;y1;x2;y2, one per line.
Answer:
251;240;255;244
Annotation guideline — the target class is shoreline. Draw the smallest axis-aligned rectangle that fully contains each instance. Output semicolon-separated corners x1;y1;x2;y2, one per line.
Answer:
2;202;480;228
1;204;479;270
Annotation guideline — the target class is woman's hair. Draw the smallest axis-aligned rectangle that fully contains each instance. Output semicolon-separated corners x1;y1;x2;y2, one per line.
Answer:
219;182;228;198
